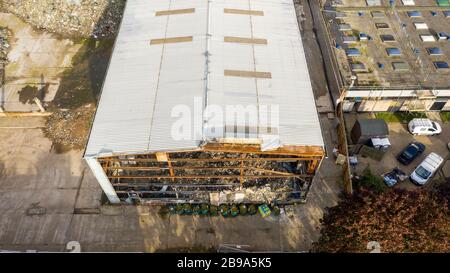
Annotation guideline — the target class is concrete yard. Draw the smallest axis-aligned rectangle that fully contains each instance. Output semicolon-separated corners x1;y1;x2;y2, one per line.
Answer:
0;13;82;112
0;116;341;252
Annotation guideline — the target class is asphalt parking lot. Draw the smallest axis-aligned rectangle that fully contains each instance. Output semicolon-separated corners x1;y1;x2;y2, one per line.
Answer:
345;113;450;190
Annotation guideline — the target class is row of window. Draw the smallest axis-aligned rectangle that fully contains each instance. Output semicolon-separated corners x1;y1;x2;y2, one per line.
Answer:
341;22;448;41
346;45;449;70
350;60;449;71
336;10;450;20
383;47;447;56
407;10;450;18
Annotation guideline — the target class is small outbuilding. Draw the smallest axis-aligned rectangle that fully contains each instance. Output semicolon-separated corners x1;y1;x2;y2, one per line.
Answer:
351;119;389;144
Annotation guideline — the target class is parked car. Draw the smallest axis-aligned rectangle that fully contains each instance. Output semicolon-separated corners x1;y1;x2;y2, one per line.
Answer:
437;32;448;40
397;142;426;165
408;118;442;136
383;167;407;187
359;32;368;41
410;153;444;185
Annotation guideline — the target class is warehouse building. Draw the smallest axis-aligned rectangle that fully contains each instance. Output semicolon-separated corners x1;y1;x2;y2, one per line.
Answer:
84;0;325;204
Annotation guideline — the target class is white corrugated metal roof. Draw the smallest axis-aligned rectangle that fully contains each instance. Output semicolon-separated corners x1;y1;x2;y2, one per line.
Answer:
85;0;324;157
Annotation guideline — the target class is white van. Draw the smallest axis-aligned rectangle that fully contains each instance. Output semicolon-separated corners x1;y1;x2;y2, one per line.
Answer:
420;34;436;42
410;153;444;185
414;22;428;30
408;119;442;136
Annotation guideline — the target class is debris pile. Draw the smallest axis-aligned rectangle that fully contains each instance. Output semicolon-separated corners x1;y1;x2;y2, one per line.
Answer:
1;0;126;38
0;27;11;65
221;185;293;204
115;151;309;203
44;105;95;151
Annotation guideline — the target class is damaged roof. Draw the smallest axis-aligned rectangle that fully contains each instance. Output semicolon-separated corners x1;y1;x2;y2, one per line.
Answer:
85;0;324;157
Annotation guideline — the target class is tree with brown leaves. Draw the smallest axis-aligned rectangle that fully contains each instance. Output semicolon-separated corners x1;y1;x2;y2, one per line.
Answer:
314;189;449;253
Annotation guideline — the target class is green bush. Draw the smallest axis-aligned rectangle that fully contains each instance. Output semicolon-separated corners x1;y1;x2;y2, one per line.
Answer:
359;168;387;193
209;205;219;216
230;204;239;217
239;204;248;215
440;112;450;122
220;204;229;217
248;204;257;215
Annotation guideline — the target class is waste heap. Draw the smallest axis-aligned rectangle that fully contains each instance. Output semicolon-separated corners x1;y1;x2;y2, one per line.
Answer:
1;0;126;38
0;27;11;65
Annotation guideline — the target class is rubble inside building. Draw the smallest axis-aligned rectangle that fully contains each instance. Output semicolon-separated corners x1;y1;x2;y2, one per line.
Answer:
100;149;323;205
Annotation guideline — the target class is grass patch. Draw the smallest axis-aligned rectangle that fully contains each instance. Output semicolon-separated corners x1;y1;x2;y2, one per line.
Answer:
440;112;450;122
375;112;426;123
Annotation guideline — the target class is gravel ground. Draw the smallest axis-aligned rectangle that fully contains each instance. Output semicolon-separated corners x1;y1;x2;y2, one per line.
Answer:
44;105;95;152
1;0;126;38
0;26;11;65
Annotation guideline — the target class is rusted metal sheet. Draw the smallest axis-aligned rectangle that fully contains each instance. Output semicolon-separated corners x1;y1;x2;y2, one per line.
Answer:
155;8;195;16
224;8;264;16
150;36;193;45
224;70;272;79
224;36;268;44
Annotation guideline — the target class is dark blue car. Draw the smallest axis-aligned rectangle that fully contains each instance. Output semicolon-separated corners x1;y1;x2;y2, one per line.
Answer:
397;142;426;165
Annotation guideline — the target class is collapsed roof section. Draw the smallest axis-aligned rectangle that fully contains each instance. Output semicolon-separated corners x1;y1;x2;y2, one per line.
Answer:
84;0;324;158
